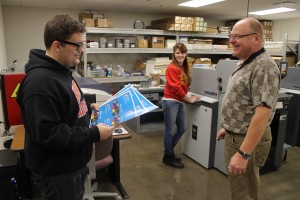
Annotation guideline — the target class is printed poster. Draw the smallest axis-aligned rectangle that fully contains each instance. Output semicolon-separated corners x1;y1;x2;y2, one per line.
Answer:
90;84;158;127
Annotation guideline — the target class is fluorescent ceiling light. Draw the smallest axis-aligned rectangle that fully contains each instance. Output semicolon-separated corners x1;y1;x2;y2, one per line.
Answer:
178;0;225;8
249;7;296;15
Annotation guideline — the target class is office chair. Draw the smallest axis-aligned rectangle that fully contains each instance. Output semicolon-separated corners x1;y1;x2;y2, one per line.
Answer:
83;136;122;200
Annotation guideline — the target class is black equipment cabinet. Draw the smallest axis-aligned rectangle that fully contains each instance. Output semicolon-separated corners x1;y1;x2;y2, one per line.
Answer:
260;94;292;174
0;147;22;200
284;94;300;146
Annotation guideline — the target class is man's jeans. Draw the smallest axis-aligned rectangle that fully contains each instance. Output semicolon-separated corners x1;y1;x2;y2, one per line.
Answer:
162;100;185;155
33;167;87;200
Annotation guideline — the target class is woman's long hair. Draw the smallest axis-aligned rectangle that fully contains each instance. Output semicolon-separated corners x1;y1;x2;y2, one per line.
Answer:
172;43;191;86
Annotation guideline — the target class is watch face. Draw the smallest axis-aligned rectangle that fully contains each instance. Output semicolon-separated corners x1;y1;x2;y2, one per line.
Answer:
243;153;251;159
134;20;144;29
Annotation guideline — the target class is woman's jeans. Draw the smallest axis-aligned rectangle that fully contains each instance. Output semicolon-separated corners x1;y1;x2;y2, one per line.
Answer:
162;100;185;155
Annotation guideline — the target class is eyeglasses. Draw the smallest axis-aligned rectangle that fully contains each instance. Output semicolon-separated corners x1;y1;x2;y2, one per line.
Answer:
58;40;84;51
228;33;257;40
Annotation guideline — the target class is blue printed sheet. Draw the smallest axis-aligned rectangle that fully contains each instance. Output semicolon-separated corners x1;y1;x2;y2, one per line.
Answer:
90;84;158;127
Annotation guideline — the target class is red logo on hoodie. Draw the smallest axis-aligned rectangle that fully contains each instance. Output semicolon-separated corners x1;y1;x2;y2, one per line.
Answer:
72;80;88;118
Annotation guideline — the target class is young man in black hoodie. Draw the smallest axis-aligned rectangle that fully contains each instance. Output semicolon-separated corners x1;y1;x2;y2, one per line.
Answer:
17;15;115;200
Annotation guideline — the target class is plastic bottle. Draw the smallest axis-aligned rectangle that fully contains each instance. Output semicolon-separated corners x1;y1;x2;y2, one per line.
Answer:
107;67;112;77
87;65;91;77
104;66;108;77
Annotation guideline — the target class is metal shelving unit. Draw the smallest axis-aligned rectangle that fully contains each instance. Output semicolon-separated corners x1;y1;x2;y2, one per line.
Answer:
85;27;229;38
85;47;232;54
85;47;173;54
81;27;233;78
91;76;148;84
265;33;289;60
81;28;290;134
81;28;289;82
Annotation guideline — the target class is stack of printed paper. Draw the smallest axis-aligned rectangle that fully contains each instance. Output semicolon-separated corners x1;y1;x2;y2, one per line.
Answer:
89;84;158;127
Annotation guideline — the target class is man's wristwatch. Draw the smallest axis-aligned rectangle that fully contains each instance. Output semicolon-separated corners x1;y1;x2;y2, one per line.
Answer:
238;149;251;160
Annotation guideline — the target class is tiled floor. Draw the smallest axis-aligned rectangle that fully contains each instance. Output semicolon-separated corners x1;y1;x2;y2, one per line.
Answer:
32;130;300;200
116;131;300;200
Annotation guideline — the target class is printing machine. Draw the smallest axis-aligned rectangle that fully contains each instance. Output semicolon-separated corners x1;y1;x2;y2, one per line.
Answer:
183;60;293;174
260;61;293;174
280;67;300;147
260;92;292;174
182;60;237;169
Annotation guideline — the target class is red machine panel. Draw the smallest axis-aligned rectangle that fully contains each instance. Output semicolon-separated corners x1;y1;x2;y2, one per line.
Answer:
1;73;25;129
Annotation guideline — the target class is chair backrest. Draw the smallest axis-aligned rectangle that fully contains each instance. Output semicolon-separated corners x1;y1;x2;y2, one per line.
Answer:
84;136;120;200
94;135;113;170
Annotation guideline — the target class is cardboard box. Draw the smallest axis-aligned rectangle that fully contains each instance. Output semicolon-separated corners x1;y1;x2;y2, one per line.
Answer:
194;58;211;65
181;17;187;24
212;45;228;50
137;39;148;48
83;18;95;27
193;26;200;31
206;26;218;33
151;22;176;31
196;26;207;32
95;19;114;28
186;24;192;31
180;24;187;31
79;13;93;24
179;36;188;43
187;57;195;69
150;74;161;86
286;55;297;67
174;24;181;31
165;39;177;48
187;17;193;24
151;16;181;26
193;39;212;45
150;36;164;48
193;17;204;22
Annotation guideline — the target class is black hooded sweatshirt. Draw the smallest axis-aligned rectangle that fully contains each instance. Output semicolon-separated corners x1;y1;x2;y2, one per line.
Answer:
17;49;100;176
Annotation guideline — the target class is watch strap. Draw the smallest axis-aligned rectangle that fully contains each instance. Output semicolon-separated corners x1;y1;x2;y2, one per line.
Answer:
238;148;251;160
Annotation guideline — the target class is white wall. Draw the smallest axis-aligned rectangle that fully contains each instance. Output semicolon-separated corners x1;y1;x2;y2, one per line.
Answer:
0;1;7;132
2;6;79;65
0;2;6;67
273;18;300;41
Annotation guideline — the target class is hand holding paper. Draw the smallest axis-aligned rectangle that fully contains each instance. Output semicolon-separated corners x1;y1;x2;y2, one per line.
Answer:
96;123;115;140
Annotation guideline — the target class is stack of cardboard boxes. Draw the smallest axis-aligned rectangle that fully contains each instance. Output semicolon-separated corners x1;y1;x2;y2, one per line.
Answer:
150;16;188;31
137;36;165;48
137;36;148;48
260;20;273;41
79;13;114;28
226;19;273;41
149;16;218;33
192;17;207;32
